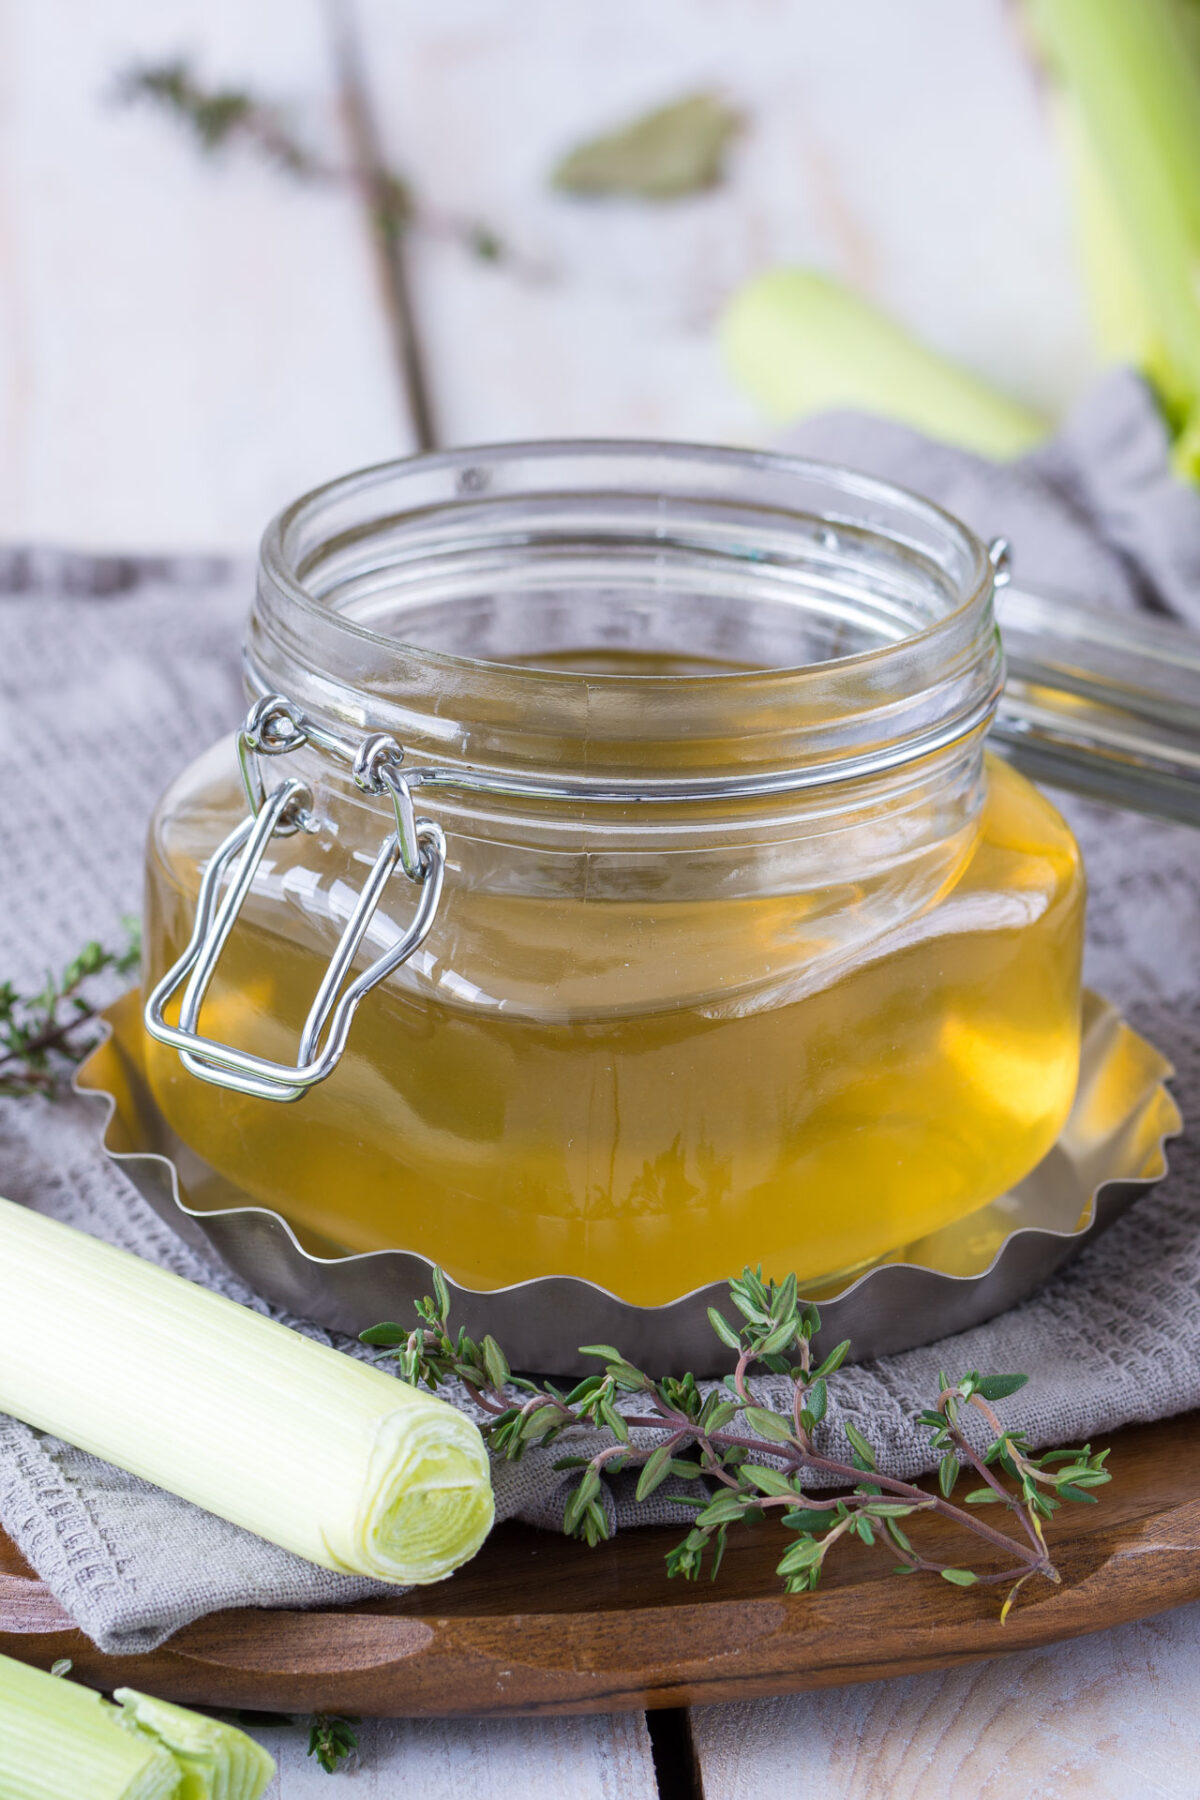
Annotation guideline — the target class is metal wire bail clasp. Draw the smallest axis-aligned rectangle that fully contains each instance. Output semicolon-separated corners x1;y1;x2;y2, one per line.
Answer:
144;695;446;1103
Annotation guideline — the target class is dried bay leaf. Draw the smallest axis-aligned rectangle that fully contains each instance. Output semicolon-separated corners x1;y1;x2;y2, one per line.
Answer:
551;90;741;199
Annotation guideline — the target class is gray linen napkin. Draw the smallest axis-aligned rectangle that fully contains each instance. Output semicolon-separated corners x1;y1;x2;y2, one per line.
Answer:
2;371;1200;1655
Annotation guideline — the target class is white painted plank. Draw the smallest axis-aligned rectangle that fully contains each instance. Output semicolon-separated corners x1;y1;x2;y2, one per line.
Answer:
354;0;1095;447
691;1599;1200;1800
249;1709;658;1798
0;0;1097;548
0;0;404;553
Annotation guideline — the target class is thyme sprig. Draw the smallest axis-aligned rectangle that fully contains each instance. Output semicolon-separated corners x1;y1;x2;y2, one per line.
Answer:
364;1269;1110;1617
116;59;532;274
0;921;140;1098
115;61;323;175
307;1714;359;1775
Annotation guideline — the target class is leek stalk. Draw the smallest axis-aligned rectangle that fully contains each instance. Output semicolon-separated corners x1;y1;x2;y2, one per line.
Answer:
720;268;1046;457
0;1652;274;1799
0;1198;493;1583
1029;0;1200;479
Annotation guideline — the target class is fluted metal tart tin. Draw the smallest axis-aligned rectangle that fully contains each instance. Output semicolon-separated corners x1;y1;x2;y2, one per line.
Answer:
77;989;1180;1376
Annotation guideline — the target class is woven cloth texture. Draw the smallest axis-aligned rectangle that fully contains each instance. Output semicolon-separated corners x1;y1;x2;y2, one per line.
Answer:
1;370;1198;1653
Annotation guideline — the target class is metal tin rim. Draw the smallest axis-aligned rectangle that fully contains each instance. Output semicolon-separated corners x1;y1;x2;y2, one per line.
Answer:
75;988;1182;1375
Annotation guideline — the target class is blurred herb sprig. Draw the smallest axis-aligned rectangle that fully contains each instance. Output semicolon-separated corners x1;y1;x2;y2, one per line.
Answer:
0;920;140;1097
116;57;528;272
116;60;323;174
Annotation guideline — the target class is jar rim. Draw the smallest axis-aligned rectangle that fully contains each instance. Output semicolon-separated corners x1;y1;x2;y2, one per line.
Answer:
259;437;994;691
250;439;1002;797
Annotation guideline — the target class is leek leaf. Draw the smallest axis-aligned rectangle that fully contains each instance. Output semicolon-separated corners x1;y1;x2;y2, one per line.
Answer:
1031;0;1200;479
721;269;1046;457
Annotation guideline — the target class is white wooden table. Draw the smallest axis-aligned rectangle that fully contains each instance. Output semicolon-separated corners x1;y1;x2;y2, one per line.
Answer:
5;1;1196;1793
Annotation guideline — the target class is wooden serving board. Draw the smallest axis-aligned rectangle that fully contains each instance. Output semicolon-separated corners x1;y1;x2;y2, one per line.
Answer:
3;1411;1200;1718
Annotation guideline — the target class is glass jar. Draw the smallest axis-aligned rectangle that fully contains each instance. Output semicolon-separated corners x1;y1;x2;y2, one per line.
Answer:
143;444;1085;1307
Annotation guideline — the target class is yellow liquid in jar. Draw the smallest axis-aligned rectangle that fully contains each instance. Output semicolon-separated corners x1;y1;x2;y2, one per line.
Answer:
144;686;1084;1306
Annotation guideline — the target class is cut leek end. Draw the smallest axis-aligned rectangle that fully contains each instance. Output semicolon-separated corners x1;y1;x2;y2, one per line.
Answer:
0;1652;274;1800
720;268;1048;458
351;1403;495;1584
115;1688;274;1800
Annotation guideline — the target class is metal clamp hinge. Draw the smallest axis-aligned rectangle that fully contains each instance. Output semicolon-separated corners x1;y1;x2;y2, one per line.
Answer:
143;696;445;1103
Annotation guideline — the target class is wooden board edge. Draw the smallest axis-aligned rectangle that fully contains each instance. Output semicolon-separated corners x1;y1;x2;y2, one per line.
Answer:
4;1494;1200;1716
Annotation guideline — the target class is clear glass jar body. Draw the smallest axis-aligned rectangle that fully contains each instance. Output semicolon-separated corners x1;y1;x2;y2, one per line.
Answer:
143;446;1085;1305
